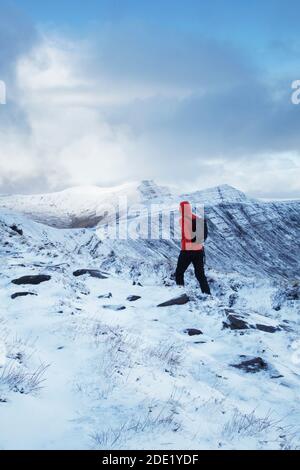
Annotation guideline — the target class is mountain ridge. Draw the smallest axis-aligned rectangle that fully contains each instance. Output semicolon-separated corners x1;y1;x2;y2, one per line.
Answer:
0;180;262;228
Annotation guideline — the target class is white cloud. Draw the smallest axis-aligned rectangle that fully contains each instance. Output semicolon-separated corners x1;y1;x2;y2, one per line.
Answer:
0;23;299;197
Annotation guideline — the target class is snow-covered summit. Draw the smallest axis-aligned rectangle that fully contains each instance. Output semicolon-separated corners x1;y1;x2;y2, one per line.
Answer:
183;184;253;205
0;180;176;228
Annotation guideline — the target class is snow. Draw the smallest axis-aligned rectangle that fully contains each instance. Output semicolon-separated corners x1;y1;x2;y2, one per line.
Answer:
0;182;300;450
0;180;173;228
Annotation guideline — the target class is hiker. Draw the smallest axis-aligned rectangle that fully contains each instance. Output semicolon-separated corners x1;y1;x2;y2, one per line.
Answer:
175;201;211;294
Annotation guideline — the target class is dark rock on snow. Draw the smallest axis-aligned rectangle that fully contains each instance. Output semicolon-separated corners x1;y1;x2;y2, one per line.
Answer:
223;311;279;333
223;313;249;330
10;224;23;236
73;269;108;279
255;323;280;333
127;295;141;302
98;292;112;299
184;328;203;336
11;275;51;285
231;357;268;373
103;304;126;311
157;294;190;307
11;292;37;299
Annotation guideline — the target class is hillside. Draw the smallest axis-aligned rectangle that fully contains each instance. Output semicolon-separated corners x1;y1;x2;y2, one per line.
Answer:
0;182;299;450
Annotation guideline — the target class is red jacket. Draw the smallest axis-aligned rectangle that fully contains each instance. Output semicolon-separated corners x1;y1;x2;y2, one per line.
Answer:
179;201;203;251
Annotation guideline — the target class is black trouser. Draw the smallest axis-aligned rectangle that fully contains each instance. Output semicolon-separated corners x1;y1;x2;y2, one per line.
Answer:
175;250;211;294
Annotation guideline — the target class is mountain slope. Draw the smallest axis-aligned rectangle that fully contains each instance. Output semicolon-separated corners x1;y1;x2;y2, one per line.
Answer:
1;206;300;449
0;181;299;280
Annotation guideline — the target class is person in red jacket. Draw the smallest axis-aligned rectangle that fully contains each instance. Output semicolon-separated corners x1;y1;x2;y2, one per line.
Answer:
175;201;211;294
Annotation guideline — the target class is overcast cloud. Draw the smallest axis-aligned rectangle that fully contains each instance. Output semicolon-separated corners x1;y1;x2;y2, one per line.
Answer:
0;4;299;197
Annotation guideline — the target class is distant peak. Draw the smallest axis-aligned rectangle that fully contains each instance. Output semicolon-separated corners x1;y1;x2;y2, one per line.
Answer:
181;184;251;204
216;184;239;191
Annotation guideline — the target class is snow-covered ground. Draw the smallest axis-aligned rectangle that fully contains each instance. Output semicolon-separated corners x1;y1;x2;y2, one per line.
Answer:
0;182;299;450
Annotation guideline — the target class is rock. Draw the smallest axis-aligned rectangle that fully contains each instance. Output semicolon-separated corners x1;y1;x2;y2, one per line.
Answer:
73;269;108;279
127;295;141;302
184;328;203;336
10;224;23;236
231;357;268;373
256;323;280;333
223;313;249;330
98;293;112;299
157;294;190;307
11;275;51;285
11;292;37;299
102;304;126;311
133;281;143;286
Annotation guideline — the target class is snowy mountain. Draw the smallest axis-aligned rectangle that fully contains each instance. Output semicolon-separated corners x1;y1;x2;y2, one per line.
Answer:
1;180;299;279
0;180;174;228
0;181;299;450
0;181;254;227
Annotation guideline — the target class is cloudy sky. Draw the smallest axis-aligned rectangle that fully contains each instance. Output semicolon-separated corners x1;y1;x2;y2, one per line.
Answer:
0;0;300;197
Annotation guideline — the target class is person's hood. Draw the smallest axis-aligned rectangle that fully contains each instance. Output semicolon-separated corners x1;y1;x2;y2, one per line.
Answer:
179;201;192;218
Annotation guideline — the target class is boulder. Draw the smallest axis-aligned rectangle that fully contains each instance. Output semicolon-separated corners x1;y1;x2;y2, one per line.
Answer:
11;292;37;299
184;328;203;336
12;275;51;285
127;295;141;302
231;357;268;373
73;269;108;279
157;294;190;307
